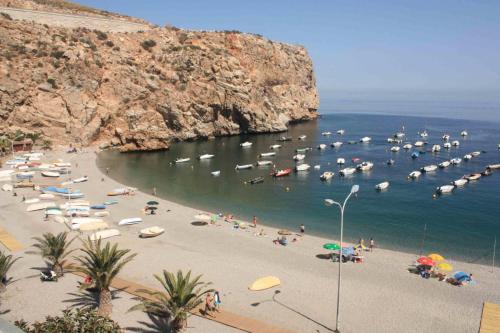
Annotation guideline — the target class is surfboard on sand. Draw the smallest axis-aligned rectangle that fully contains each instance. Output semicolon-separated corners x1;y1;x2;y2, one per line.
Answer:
248;276;281;291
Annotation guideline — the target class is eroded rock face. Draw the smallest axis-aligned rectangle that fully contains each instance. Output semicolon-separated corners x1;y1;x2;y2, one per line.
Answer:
0;16;319;151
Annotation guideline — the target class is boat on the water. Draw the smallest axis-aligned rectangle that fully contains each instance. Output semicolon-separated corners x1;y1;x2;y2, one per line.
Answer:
235;164;254;170
443;142;451;149
463;154;472;161
256;160;273;166
452;140;460;147
461;130;468;136
298;135;307;140
247;176;264;184
464;173;481;181
360;136;372;143
422;165;438;173
118;217;143;226
438;161;451;168
375;181;390;191
331;141;343;148
487;163;500;170
337;158;345;165
320;171;334;181
432;144;441;152
450;158;462;165
391;146;400;152
387;159;395;165
321;131;332;136
436;185;454;194
260;152;276;157
271;168;292;177
317;144;327;150
175;158;190;163
471;151;481;157
314;165;321;170
337;129;345;135
420;130;428;138
408;171;422;179
90;229;120;241
403;143;413;150
339;167;356;176
211;170;221;176
453;179;468;186
240;141;253;147
356;161;374;171
199;154;215;160
442;134;450;141
414;141;425;147
140;226;165;238
269;144;282;149
296;164;310;172
293;154;305;161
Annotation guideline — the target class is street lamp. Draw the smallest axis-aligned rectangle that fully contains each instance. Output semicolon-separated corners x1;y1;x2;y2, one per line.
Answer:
324;184;359;333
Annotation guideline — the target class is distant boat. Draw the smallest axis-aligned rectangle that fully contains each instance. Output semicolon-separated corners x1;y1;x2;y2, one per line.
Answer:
256;160;273;166
451;140;460;147
337;129;345;135
140;226;165;238
461;130;468;136
317;144;327;150
175;158;190;163
437;185;454;194
471;151;481;157
118;217;143;226
295;148;312;153
296;164;310;172
240;141;253;147
421;165;438;173
411;152;420;159
24;198;40;204
199;154;215;160
356;162;374;171
331;141;343;148
360;136;372;143
293;154;305;161
320;171;334;181
271;168;292;177
453;179;468;187
337;158;345;165
442;134;450;141
450;158;462;165
278;136;292;142
235;164;254;170
408;171;421;179
211;170;220;176
321;131;332;136
260;152;276;157
414;141;425;147
391;146;400;152
482;169;492;176
73;176;88;183
270;144;282;150
487;163;500;170
438;161;451;168
443;142;451;149
351;157;361;163
27;202;56;212
420;130;428;138
394;132;405;139
39;193;55;200
432;144;441;152
339;167;356;176
463;154;473;161
464;173;481;181
403;143;413;150
247;176;264;184
314;165;321;170
375;181;390;191
387;159;395;165
298;135;307;140
90;229;120;241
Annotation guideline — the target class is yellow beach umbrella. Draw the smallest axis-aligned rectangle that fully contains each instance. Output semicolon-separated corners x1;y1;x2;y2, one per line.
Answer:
428;253;445;262
437;262;453;271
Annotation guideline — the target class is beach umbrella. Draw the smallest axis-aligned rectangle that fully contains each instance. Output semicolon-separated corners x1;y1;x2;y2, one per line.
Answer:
194;214;211;222
453;271;469;281
147;206;158;210
428;253;445;262
437;262;453;272
147;200;159;205
277;229;292;236
323;243;341;250
416;256;435;266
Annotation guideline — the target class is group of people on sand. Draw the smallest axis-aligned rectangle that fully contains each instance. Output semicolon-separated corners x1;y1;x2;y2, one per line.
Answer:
204;290;222;316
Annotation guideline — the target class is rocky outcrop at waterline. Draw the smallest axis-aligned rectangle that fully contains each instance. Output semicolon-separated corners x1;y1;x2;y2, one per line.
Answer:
0;2;319;151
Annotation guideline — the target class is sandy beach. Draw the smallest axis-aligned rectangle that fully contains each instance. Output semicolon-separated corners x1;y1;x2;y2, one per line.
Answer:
1;149;499;332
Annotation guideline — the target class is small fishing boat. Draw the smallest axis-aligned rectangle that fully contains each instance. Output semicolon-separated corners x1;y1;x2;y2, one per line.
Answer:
438;161;451;168
295;148;312;153
420;130;428;138
481;169;492;176
450;158;462;165
453;179;468;186
391;146;400;152
27;202;56;212
296;164;310;172
375;181;390;191
90;204;106;210
94;211;110;217
260;152;276;157
422;165;438;173
461;130;468;136
463;154;472;161
240;141;253;147
471;151;481;157
59;192;85;199
387;159;395;165
408;171;421;179
314;165;321;170
199;154;215;160
175;157;190;163
360;136;372;143
442;134;450;141
235;164;254;170
432;144;441;152
464;173;481;181
211;170;221;176
320;171;334;181
331;141;343;148
118;217;143;226
337;129;345;135
414;141;425;147
356;162;374;171
436;185;454;194
443;142;451;149
269;144;282;149
403;144;413;150
321;131;332;136
256;160;273;166
140;226;165;238
90;229;120;241
317;144;327;150
39;193;55;200
271;168;292;177
278;136;292;142
73;176;88;183
487;164;500;170
298;135;307;140
337;158;345;165
24;198;40;204
339;167;356;176
247;176;264;184
451;140;460;147
293;154;305;161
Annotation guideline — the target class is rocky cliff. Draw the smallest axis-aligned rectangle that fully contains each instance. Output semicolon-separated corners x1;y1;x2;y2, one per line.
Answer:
0;8;319;151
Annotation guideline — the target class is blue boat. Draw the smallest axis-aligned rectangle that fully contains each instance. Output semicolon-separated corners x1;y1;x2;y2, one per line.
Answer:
90;204;106;210
411;152;420;159
104;200;118;205
43;186;81;194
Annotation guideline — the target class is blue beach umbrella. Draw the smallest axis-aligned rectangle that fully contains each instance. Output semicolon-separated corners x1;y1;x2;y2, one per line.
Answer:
453;271;470;281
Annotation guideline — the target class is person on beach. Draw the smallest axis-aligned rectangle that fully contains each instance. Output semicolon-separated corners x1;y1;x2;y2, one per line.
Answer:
369;238;374;252
106;167;109;175
359;238;365;248
253;216;257;228
204;293;212;315
152;187;156;196
300;224;305;233
213;291;221;312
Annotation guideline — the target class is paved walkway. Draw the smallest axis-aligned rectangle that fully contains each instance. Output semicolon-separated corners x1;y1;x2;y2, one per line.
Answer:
71;270;297;333
479;302;500;333
0;227;23;252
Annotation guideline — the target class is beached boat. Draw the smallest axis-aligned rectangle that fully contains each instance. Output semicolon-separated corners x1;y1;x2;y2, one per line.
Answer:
375;181;390;191
260;152;276;157
296;164;310;172
140;226;165;238
463;154;473;161
71;217;103;226
422;165;438;173
453;179;468;186
450;158;462;165
53;162;71;168
107;188;133;196
118;217;143;226
438;161;451;168
90;204;106;210
451;140;460;147
79;222;109;232
471;151;481;157
199;154;215;160
360;136;372;143
339;167;356;176
298;135;307;140
59;192;85;199
90;229;120;241
442;134;450;141
437;185;454;194
408;171;422;179
240;141;253;147
235;164;254;170
461;130;468;136
443;142;451;149
61;200;90;207
46;208;63;216
293;154;305;161
24;198;40;204
3;183;14;191
104;200;118;205
464;173;481;181
271;168;292;177
247;176;264;184
26;202;56;212
16;171;35;179
317;144;327;150
414;141;425;147
403;143;413;150
175;157;190;163
249;276;281;291
321;131;332;136
94;211;110;217
269;144;282;150
356;162;374;171
39;193;55;200
314;165;321;170
256;160;273;166
337;158;345;165
320;171;334;181
391;146;400;152
337;129;345;135
487;164;500;170
14;180;34;188
432;144;441;152
211;170;221;176
331;141;343;148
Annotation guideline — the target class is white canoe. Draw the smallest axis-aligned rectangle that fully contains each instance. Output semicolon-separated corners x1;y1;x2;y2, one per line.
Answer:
260;152;276;157
140;226;165;238
2;184;13;192
409;171;422;179
90;229;120;241
42;171;60;177
79;222;109;232
94;211;110;217
375;181;390;190
453;179;468;186
24;198;40;204
27;202;56;212
211;170;221;176
235;164;253;170
465;173;481;181
199;154;215;160
118;217;143;226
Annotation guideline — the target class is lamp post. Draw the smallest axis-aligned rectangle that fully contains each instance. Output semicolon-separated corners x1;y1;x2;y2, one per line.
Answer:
324;184;359;333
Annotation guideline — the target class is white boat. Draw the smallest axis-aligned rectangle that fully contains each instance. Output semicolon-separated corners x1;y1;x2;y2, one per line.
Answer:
39;193;55;200
53;162;71;168
211;170;221;176
296;164;310;171
60;200;90;208
46;208;62;216
432;145;441;152
2;184;13;192
337;129;345;135
443;142;451;149
94;211;110;217
71;217;103;225
471;151;481;157
450;158;462;165
118;217;143;226
26;202;56;212
461;130;468;136
420;131;428;138
53;216;67;224
260;152;276;157
90;229;120;241
337;158;345;165
360;136;372;143
317;144;327;150
298;135;307;140
438;161;451;168
0;170;15;177
199;154;215;160
235;164;254;170
408;171;422;179
375;181;390;190
463;154;472;161
391;146;400;152
451;140;460;147
175;158;190;163
240;142;253;148
465;173;481;181
340;167;356;176
73;176;88;183
403;144;413;150
293;154;305;161
422;165;438;172
320;171;334;181
331;142;343;148
66;210;90;217
453;179;468;186
140;226;165;238
79;222;109;232
257;160;273;166
321;132;332;136
269;144;282;150
394;132;405;139
487;164;500;170
356;162;374;171
313;165;321;170
437;185;454;194
59;192;85;199
24;198;40;204
442;134;450;141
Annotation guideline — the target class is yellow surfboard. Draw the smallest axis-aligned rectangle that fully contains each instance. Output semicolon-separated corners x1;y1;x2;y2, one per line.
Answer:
249;276;281;291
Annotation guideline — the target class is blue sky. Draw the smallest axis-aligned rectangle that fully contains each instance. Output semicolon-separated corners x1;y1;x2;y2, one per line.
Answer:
76;1;500;98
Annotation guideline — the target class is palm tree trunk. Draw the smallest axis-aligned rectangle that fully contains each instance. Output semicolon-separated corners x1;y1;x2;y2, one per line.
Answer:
97;288;112;317
54;263;63;277
172;318;187;333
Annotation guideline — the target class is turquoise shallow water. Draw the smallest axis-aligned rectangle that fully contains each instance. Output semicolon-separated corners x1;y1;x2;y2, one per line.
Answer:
97;113;500;263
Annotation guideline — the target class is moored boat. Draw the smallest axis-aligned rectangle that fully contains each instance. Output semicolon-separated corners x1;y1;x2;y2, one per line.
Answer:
432;144;441;152
487;163;500;170
438;161;451;168
235;164;254;170
260;152;276;157
256;160;273;166
451;140;460;147
314;165;321;170
321;131;332;136
421;165;438;172
278;136;292;142
356;161;374;171
337;158;345;165
271;168;292;177
436;185;454;194
414;141;425;147
317;144;327;150
175;157;190;163
387;159;395;165
211;170;221;176
339;167;356;176
453;179;468;186
360;136;372;143
471;151;481;157
464;173;481;181
320;171;334;181
375;181;390;191
199;154;215;160
461;130;468;136
270;144;282;149
391;146;400;152
481;169;492;176
240;141;253;147
420;130;428;138
463;154;472;161
296;164;311;172
442;134;450;141
450;158;462;165
443;142;451;149
118;217;143;226
403;143;413;150
331;141;343;148
408;171;421;179
293;154;305;161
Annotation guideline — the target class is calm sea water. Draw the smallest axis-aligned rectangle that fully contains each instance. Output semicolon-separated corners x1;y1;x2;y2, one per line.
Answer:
97;113;500;263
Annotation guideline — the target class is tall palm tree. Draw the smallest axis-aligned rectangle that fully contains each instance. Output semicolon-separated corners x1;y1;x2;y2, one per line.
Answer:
75;238;136;317
130;270;213;333
32;232;77;276
0;251;20;292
